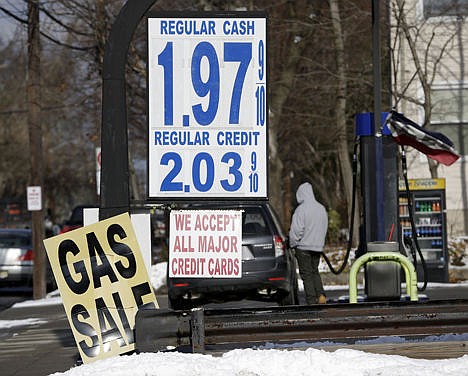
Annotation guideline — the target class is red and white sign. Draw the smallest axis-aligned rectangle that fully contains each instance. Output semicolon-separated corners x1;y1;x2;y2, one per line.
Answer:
169;210;242;278
27;186;42;211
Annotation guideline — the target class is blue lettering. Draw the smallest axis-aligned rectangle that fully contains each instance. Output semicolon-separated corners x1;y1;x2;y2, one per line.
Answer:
160;20;168;34
160;20;217;35
154;131;210;146
216;131;260;146
168;20;175;34
223;20;230;35
176;21;185;34
223;20;255;35
209;21;215;34
246;21;254;34
155;131;162;145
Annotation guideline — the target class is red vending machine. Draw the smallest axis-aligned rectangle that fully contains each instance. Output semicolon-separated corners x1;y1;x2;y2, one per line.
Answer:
399;178;448;282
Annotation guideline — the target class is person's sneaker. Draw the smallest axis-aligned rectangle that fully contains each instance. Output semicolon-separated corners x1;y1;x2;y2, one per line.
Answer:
318;294;327;304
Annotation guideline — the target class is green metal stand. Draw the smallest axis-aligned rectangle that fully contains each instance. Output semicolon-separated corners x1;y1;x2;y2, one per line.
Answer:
349;252;418;303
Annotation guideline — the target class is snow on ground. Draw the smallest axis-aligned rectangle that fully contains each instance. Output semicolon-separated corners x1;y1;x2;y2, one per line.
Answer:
0;317;46;328
2;262;468;376
48;348;468;376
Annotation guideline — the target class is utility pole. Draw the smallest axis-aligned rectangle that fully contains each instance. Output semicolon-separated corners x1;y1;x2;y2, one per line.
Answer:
28;0;46;299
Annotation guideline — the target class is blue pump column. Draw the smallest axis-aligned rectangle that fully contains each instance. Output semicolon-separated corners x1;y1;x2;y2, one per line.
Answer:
356;112;399;246
356;113;401;299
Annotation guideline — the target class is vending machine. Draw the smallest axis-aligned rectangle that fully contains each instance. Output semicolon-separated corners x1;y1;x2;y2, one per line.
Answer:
398;178;448;282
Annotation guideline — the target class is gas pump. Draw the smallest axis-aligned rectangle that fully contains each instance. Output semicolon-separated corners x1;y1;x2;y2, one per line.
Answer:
321;111;414;301
343;110;460;303
354;112;403;301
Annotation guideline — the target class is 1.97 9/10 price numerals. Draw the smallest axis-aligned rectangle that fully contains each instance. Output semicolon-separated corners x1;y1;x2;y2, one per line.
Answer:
160;151;260;194
158;40;266;127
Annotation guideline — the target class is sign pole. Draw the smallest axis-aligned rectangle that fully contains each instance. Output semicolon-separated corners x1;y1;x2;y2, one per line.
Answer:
27;0;46;299
100;0;157;220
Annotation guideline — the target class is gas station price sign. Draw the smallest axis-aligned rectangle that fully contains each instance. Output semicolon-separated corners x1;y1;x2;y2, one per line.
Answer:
148;13;268;199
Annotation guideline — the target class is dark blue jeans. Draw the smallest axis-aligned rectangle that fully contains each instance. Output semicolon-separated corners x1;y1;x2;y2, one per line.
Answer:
295;249;324;304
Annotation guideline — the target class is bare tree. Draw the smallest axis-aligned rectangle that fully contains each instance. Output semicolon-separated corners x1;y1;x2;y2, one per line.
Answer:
0;0;379;235
329;0;359;244
390;0;458;178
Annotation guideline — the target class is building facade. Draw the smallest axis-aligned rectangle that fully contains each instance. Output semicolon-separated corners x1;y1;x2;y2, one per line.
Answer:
391;0;468;236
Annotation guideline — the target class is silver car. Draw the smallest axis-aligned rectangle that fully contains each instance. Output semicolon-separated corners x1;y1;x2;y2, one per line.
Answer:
0;228;55;288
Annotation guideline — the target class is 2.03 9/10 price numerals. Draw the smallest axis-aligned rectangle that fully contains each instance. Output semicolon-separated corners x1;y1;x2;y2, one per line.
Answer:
160;151;259;193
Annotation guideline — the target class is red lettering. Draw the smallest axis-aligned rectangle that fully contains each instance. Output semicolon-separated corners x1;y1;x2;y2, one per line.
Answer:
231;236;238;252
171;257;206;276
171;258;178;275
207;258;240;277
221;258;227;274
194;214;200;231
202;214;209;231
174;213;191;231
173;236;181;252
233;259;240;275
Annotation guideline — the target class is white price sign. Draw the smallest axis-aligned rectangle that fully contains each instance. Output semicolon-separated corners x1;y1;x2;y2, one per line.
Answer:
148;13;268;199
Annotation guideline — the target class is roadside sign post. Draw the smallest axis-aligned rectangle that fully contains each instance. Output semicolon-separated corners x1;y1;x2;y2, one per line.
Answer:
27;186;42;211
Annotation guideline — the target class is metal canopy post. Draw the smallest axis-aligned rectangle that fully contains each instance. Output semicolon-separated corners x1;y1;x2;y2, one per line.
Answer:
99;0;158;220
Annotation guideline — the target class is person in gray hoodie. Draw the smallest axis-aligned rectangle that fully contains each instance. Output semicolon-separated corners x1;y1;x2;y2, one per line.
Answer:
289;182;328;304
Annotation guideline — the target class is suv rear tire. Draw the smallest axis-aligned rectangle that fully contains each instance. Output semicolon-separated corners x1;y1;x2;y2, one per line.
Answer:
169;296;191;311
277;272;299;306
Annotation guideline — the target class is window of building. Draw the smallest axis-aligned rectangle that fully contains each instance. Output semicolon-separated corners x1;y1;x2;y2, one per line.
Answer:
431;87;468;155
423;0;468;19
431;87;468;123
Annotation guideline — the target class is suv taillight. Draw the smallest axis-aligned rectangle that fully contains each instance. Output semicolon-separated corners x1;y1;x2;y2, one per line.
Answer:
18;249;34;261
273;235;285;257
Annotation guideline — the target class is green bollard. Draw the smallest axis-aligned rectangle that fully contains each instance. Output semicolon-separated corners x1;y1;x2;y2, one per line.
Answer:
349;252;418;303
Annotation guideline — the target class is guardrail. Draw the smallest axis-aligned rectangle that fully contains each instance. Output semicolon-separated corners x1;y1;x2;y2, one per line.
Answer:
135;299;468;355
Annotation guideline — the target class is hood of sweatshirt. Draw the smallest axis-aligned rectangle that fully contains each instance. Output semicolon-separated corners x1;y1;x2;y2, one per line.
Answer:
296;182;316;205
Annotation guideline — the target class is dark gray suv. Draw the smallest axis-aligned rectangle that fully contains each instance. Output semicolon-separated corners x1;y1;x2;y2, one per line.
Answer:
167;202;299;310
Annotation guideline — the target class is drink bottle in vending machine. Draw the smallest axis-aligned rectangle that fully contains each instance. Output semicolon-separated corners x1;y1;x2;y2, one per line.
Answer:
398;178;448;282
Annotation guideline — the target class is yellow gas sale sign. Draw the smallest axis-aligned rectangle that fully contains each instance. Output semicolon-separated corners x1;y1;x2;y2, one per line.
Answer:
43;213;158;364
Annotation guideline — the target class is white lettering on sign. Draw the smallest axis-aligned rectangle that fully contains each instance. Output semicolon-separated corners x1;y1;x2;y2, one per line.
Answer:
169;210;242;278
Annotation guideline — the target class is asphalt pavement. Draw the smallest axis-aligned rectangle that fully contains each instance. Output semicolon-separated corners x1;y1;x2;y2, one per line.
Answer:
1;285;468;376
0;299;78;376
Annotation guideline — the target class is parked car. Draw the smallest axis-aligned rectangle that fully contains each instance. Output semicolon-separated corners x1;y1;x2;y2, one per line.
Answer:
167;201;299;310
60;204;97;233
0;228;55;289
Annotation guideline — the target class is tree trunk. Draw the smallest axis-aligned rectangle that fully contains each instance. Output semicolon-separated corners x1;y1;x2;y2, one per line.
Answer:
269;5;309;221
330;0;358;245
283;172;293;230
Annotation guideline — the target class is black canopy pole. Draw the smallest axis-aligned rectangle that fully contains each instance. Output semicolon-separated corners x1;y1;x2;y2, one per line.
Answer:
100;0;158;220
372;0;385;241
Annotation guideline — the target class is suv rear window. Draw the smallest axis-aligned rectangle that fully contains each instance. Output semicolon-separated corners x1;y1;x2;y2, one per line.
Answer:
242;208;269;236
0;234;30;247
